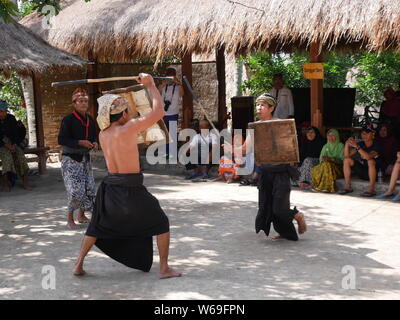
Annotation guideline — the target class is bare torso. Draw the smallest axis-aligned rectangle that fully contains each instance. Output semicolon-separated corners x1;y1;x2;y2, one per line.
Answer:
100;124;140;174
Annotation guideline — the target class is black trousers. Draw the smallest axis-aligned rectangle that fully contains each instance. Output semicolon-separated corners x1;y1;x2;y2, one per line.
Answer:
256;165;299;241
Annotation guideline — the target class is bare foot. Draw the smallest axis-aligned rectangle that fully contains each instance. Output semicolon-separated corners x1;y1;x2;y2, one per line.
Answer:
67;221;80;229
294;212;307;234
160;267;182;279
73;264;86;276
271;235;284;240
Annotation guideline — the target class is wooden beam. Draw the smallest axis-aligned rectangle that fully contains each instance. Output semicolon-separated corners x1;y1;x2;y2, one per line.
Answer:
181;52;193;129
87;50;99;119
310;42;324;133
32;72;47;174
216;45;227;130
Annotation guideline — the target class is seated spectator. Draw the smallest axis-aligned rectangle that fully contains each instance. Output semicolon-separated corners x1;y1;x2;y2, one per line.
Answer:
297;121;311;149
296;126;325;190
339;125;381;197
379;88;400;140
181;119;219;181
217;134;245;183
0;100;32;192
376;151;400;201
311;129;344;193
375;123;400;176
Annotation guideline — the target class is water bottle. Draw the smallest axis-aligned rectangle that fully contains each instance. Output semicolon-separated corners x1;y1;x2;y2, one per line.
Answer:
378;169;383;184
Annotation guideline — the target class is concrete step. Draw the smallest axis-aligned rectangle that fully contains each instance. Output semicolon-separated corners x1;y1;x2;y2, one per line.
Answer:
336;178;390;194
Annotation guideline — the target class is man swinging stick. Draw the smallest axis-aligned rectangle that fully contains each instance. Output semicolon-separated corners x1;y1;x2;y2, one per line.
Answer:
73;74;181;279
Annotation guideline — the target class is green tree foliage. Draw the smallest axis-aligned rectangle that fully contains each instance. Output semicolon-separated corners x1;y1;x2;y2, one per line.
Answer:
0;0;18;22
1;0;91;21
242;51;400;108
354;52;400;107
240;53;308;95
0;72;26;123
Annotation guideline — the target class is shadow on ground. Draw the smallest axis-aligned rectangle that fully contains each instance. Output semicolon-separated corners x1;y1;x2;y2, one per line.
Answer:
0;167;399;299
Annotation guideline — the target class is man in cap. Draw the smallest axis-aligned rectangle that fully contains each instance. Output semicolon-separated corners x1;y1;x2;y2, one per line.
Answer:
0;100;31;192
73;74;181;279
340;124;381;197
227;93;307;241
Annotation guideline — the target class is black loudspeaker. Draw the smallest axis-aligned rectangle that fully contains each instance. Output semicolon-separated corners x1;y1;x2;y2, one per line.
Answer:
291;88;356;127
231;96;254;136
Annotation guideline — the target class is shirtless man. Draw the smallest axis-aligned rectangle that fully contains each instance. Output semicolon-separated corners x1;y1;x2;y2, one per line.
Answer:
73;74;181;279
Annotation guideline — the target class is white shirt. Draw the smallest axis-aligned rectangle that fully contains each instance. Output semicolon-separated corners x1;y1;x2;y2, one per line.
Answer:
161;83;182;116
189;132;219;157
269;86;294;119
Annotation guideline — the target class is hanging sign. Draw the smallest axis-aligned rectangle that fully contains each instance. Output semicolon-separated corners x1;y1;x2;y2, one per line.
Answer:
303;63;324;79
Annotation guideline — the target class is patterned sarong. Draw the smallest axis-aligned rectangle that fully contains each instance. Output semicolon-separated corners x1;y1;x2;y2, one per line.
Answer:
0;137;29;177
312;161;343;193
61;155;96;213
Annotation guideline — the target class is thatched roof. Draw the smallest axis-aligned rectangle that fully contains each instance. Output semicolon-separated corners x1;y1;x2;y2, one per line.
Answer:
0;17;87;75
20;0;400;63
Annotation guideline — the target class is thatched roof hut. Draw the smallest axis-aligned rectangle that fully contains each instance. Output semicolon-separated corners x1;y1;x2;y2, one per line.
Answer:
0;18;86;75
21;0;400;63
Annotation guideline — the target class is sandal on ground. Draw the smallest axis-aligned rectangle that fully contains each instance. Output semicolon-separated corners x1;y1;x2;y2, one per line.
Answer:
338;188;353;195
376;193;394;199
185;173;201;180
239;179;251;186
360;191;376;197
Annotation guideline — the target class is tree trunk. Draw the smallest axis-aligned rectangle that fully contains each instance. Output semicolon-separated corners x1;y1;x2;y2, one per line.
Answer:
20;76;37;146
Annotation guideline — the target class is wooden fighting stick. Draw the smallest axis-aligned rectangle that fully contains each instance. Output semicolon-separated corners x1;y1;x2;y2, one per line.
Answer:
51;76;173;87
182;76;220;137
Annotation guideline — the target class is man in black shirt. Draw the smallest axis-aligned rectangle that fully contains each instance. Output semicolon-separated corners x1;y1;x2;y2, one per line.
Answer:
58;88;99;229
0;100;31;192
340;125;380;197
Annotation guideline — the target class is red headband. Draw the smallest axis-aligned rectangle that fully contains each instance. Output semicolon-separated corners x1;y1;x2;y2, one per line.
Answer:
72;88;88;102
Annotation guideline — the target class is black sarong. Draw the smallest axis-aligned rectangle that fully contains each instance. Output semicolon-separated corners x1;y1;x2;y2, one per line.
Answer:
255;164;299;241
86;173;170;272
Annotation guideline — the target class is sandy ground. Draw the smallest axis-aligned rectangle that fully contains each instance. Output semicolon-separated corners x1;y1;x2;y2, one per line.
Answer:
1;163;400;300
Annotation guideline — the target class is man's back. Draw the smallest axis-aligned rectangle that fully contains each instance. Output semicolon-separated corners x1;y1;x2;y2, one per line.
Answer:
100;124;141;174
98;74;165;174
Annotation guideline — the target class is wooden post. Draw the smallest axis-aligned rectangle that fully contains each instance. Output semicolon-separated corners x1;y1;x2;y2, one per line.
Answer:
87;50;99;119
181;51;193;129
310;42;324;133
216;45;227;130
32;72;46;174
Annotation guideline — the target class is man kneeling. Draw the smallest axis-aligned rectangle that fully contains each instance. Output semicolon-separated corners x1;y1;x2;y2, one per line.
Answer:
73;74;181;279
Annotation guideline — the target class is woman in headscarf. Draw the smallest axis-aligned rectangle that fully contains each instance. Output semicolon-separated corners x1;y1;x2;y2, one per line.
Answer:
375;123;400;176
58;88;99;229
311;129;344;193
296;126;325;189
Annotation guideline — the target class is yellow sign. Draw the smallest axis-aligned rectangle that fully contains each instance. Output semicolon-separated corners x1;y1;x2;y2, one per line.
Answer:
303;63;324;79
